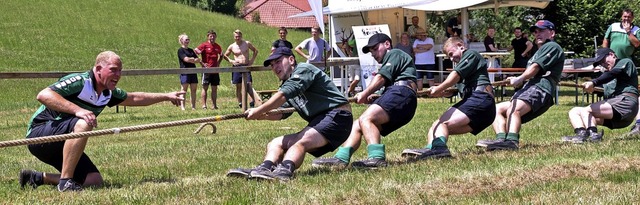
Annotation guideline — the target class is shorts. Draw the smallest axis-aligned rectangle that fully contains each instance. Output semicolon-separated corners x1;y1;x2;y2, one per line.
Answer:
512;84;554;124
373;85;418;136
26;118;99;184
307;108;353;157
349;65;361;81
180;74;198;84
602;94;639;129
202;73;220;86
416;64;437;80
453;91;496;135
231;64;253;84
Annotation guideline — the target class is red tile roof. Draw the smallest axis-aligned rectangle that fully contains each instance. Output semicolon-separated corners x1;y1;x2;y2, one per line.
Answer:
243;0;318;28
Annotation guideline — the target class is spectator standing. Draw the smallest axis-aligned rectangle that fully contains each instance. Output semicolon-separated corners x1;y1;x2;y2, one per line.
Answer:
271;27;293;53
407;16;421;43
295;26;331;64
223;29;260;108
195;30;223;109
446;13;462;38
509;27;534;68
413;28;436;90
177;33;200;110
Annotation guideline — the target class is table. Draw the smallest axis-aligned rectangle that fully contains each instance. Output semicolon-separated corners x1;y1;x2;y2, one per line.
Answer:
561;68;599;105
481;52;511;82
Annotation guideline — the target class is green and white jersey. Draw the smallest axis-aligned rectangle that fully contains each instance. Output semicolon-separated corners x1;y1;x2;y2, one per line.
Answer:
526;40;565;94
279;63;348;122
453;50;490;94
604;23;640;59
599;58;639;99
377;49;417;86
27;70;127;135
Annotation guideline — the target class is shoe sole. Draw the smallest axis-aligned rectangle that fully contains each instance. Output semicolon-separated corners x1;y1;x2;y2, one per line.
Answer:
416;153;453;160
226;171;250;178
486;146;519;151
249;174;275;181
475;143;489;148
401;149;425;158
311;163;347;169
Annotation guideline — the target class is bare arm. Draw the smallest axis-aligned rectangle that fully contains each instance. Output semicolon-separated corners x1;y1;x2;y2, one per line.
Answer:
522;41;533;57
247;42;258;65
295;46;308;59
602;39;610;48
245;91;287;120
37;88;97;127
119;91;184;107
356;74;386;104
223;45;234;65
629;33;640;48
488;44;498;52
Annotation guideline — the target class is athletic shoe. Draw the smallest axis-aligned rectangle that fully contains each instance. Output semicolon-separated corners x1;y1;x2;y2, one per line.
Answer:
311;157;348;169
19;169;40;189
401;148;430;158
272;165;294;181
226;167;256;178
475;138;505;147
249;166;276;180
57;179;83;192
351;158;388;169
486;140;519;151
416;147;452;160
561;129;589;144
589;130;604;142
629;123;640;136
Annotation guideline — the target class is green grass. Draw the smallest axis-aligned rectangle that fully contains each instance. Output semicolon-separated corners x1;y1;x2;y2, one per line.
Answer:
2;0;640;204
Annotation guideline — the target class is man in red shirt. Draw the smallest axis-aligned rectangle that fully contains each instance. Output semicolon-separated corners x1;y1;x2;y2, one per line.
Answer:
195;30;223;109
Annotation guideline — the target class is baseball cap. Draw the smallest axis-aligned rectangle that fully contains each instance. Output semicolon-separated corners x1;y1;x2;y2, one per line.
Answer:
362;33;392;54
592;47;614;67
263;47;295;67
529;20;555;32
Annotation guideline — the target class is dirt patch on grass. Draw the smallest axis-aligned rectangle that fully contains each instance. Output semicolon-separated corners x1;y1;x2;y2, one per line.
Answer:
418;156;640;198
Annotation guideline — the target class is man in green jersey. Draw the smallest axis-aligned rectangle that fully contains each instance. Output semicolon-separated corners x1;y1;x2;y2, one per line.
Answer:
19;51;184;192
226;47;353;181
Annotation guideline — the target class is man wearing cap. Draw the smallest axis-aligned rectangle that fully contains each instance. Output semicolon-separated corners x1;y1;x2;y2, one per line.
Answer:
561;48;639;143
225;47;353;181
476;20;565;151
312;33;418;169
413;27;436;90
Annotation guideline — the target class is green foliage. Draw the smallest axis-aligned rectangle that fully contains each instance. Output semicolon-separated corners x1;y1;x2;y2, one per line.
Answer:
252;11;262;23
170;0;239;16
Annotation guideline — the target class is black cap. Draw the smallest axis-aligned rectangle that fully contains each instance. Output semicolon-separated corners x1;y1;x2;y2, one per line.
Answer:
362;33;392;54
529;20;555;32
263;47;294;67
593;48;614;67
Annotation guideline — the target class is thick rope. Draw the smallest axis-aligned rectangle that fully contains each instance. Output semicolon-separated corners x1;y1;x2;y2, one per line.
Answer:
0;108;295;148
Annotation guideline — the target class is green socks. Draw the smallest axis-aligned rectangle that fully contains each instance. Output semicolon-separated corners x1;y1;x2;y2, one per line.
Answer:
367;144;385;159
431;136;448;148
506;132;520;141
496;132;507;139
334;147;354;163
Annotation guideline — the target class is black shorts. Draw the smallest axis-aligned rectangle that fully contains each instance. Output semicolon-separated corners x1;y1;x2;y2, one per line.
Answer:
202;73;220;86
512;84;554;124
373;85;417;136
180;74;198;84
26;118;99;184
231;72;253;84
307;109;353;157
416;64;437;80
453;91;496;135
603;94;639;129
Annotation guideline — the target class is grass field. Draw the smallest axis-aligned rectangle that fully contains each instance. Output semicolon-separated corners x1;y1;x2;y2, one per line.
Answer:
1;0;640;204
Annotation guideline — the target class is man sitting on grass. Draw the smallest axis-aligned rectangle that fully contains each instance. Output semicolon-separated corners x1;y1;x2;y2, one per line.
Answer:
226;47;353;181
561;48;638;143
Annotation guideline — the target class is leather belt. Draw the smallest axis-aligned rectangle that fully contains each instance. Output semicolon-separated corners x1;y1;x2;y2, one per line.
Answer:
393;80;417;91
621;92;638;99
335;103;352;112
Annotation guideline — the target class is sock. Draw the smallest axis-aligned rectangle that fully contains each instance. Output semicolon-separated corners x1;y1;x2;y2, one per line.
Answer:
34;172;44;186
424;143;432;149
334;147;353;163
281;160;296;172
496;132;506;139
574;127;587;134
367;144;385;159
506;132;520;141
58;178;71;189
431;136;448;149
259;160;275;170
587;126;597;134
